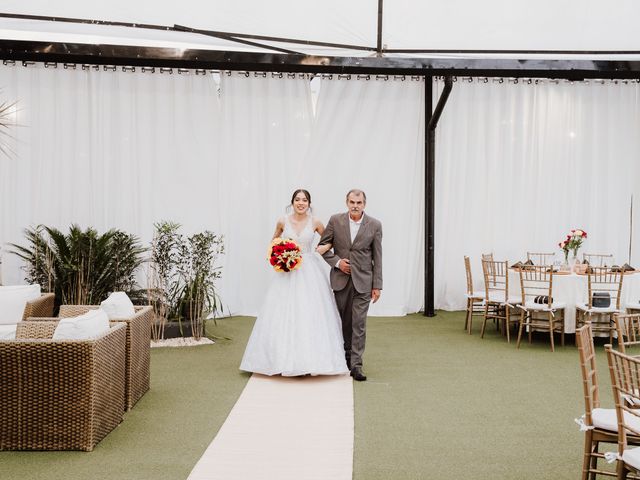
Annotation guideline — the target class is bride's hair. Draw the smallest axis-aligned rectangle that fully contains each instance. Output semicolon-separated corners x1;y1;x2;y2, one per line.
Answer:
288;189;312;214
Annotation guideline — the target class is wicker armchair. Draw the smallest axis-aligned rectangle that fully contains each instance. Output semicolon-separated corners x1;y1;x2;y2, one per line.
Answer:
22;293;55;320
56;305;153;410
0;321;126;451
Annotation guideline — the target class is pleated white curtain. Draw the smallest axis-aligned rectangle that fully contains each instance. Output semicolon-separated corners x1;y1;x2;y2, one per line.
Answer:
3;63;640;316
435;78;640;309
0;64;221;284
216;71;315;314
303;76;425;315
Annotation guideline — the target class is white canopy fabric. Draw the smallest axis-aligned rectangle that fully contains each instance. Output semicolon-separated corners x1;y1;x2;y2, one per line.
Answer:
1;1;640;57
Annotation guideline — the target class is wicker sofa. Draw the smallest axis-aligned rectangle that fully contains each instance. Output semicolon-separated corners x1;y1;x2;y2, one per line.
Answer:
22;293;55;320
0;321;126;451
56;305;153;410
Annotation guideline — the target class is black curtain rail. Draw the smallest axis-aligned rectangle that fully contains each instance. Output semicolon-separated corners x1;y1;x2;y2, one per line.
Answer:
2;40;640;80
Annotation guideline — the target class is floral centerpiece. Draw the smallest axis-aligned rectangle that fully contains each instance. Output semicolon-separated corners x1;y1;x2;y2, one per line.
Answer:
269;238;303;272
558;228;587;263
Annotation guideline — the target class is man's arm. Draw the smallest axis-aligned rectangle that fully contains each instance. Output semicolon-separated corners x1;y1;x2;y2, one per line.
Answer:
319;217;340;268
372;221;383;290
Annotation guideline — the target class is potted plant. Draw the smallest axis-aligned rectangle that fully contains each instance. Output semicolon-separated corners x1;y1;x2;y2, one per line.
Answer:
10;224;146;308
147;221;224;341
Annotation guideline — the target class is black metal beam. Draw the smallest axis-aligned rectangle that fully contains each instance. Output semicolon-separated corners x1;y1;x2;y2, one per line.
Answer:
2;39;640;79
424;76;453;317
377;0;384;55
424;77;433;317
172;25;303;55
0;12;376;52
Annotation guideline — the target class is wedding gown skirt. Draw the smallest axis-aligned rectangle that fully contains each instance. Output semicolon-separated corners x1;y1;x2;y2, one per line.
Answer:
240;251;349;376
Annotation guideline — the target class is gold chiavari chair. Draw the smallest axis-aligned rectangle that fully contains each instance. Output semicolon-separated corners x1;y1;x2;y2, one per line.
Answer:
614;313;640;355
481;252;494;262
576;325;639;479
526;252;556;266
463;256;485;335
583;253;615;267
576;267;625;345
516;266;565;352
481;259;521;342
604;345;640;478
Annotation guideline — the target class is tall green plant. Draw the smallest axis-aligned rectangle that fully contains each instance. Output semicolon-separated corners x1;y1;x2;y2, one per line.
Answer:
10;224;145;306
147;221;225;340
148;221;182;340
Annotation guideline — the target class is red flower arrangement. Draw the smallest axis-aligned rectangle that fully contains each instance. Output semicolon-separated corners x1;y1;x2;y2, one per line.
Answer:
268;237;303;272
558;228;587;260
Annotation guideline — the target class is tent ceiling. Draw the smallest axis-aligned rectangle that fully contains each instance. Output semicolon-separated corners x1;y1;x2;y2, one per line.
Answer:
2;0;640;52
1;4;640;78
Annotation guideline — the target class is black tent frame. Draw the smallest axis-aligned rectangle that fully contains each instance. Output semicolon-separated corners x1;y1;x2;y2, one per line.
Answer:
1;11;640;316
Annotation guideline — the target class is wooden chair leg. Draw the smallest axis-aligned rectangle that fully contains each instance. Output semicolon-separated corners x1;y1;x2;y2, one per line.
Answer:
516;311;525;349
465;298;471;332
481;303;489;338
505;306;511;343
548;311;555;352
581;429;592;480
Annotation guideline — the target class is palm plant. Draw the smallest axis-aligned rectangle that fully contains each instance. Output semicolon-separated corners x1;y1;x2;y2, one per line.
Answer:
10;224;146;307
0;97;17;158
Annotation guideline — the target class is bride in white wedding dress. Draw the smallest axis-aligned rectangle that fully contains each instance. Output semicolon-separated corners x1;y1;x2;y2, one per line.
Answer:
240;189;349;376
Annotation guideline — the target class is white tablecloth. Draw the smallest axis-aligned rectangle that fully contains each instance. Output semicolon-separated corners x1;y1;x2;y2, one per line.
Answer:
506;271;640;333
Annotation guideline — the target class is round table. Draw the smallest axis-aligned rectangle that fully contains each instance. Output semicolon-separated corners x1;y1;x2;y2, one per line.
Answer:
505;270;640;333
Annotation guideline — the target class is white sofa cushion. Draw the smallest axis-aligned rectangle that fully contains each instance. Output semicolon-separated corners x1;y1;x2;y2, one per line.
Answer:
0;324;17;340
100;292;135;319
52;309;110;340
0;284;41;325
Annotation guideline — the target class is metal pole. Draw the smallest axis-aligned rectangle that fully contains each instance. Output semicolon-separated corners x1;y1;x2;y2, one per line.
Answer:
424;76;433;316
376;0;384;55
425;76;453;317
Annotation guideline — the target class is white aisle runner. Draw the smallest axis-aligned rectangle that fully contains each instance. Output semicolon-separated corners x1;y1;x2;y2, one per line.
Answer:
187;374;354;480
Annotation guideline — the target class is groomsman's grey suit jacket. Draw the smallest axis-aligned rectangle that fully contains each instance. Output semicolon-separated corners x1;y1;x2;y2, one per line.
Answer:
319;212;383;294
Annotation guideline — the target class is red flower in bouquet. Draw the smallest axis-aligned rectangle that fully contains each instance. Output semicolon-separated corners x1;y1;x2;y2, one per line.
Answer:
268;237;303;272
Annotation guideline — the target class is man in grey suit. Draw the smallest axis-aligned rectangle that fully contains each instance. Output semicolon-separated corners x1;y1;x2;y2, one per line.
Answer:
319;189;383;381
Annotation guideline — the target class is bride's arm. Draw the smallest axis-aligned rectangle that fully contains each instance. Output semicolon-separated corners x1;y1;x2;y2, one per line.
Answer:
314;218;332;254
272;218;285;240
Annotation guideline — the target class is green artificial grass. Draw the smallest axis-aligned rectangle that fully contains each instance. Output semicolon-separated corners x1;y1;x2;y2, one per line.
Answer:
2;312;607;479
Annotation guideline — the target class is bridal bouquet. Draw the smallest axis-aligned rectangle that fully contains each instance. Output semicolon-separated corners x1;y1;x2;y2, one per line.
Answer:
268;238;303;272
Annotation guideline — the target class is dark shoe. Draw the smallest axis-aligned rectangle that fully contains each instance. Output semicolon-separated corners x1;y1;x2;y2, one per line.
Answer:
350;367;367;382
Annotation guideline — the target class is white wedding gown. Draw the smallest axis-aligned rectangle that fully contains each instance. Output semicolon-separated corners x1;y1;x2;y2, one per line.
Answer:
240;215;349;376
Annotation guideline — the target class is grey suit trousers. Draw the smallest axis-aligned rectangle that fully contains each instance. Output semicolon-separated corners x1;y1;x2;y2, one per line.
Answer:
334;278;371;369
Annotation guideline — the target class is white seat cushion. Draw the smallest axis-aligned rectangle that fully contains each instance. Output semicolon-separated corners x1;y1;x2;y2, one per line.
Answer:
486;292;521;304
623;447;640;471
576;303;620;314
591;407;640;433
523;300;567;311
626;301;640;310
0;284;41;325
465;290;485;300
0;324;17;340
100;291;135;319
52;309;110;340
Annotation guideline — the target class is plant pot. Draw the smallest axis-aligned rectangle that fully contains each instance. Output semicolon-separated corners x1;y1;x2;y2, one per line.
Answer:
158;320;195;339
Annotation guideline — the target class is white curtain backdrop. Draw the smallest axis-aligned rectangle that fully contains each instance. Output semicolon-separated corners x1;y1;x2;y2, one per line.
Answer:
2;63;640;315
0;63;221;284
435;78;640;309
303;76;425;315
216;71;315;314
